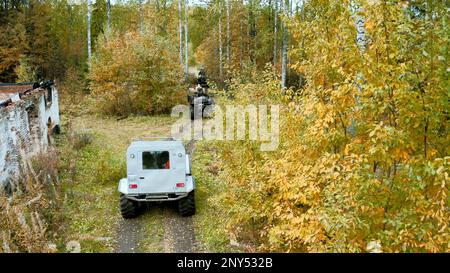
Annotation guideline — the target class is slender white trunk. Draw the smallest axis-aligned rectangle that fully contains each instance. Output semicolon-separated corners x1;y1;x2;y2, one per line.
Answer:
139;0;143;33
288;0;293;81
355;8;366;50
178;0;183;67
226;0;230;65
290;0;293;16
239;0;244;68
184;0;189;77
247;0;251;62
273;0;278;78
218;0;223;79
87;0;92;66
349;4;366;136
281;0;288;90
106;0;111;32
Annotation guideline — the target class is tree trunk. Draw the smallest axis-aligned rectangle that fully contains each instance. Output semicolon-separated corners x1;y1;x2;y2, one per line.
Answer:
184;0;189;78
218;0;223;79
106;0;111;32
273;0;278;79
139;0;143;33
178;0;183;67
281;0;288;90
247;0;253;63
239;0;244;69
355;6;366;50
226;0;230;66
87;0;92;66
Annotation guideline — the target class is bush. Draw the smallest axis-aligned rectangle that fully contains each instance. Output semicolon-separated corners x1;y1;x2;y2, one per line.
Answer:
208;1;450;253
69;131;94;151
214;61;449;252
89;29;186;116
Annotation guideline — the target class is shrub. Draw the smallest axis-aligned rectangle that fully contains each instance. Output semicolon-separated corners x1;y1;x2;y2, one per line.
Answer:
89;29;185;116
214;46;448;252
69;131;94;151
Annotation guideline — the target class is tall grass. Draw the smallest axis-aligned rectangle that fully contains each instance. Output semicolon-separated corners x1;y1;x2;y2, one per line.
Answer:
0;151;64;252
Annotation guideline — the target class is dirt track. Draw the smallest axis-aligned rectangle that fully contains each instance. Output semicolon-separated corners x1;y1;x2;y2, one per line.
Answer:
114;123;201;253
115;218;144;253
161;137;200;253
162;203;196;253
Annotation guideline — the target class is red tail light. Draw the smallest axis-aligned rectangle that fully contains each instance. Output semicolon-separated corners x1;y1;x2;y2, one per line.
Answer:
129;184;138;189
176;183;185;188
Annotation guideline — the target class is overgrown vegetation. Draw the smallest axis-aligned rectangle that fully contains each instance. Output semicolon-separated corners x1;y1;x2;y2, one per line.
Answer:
57;128;124;252
191;141;238;252
0;0;87;82
0;152;64;252
210;0;449;253
89;29;185;115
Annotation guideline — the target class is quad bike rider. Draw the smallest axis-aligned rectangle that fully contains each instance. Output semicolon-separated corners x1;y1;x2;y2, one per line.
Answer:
188;69;214;120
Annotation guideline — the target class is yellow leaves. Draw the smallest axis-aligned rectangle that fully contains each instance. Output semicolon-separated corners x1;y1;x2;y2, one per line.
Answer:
213;0;449;253
332;171;340;180
343;144;350;156
392;148;409;161
294;64;307;74
365;20;375;32
368;121;383;138
428;148;438;159
89;29;184;115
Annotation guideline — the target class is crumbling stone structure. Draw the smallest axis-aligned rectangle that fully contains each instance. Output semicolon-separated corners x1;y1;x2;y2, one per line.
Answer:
0;82;60;192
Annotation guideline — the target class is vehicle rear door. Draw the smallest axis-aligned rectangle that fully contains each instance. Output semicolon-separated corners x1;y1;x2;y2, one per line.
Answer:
138;150;183;193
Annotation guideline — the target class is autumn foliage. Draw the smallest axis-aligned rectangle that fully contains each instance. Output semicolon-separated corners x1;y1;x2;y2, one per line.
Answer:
89;29;185;115
214;0;449;252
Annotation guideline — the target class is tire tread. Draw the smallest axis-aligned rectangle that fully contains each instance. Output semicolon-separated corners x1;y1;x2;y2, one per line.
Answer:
178;191;196;216
120;194;138;219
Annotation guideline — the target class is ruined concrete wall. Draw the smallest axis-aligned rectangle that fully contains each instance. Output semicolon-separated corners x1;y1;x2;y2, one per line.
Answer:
0;108;12;187
45;86;60;129
0;87;60;190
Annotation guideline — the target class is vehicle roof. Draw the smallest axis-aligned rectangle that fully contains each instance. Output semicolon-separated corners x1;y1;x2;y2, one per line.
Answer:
127;140;185;151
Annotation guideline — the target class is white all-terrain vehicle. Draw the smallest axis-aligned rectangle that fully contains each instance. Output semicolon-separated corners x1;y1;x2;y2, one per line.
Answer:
118;140;196;219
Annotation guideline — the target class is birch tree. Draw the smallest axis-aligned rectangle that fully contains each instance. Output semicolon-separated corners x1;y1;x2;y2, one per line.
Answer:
281;0;288;90
106;0;111;32
218;0;223;79
239;0;244;68
87;0;92;66
184;0;189;77
273;0;278;78
178;0;183;67
226;0;230;66
139;0;143;32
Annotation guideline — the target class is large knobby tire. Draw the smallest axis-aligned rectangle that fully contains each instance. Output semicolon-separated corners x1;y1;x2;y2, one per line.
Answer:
120;194;138;219
190;105;195;120
178;191;196;217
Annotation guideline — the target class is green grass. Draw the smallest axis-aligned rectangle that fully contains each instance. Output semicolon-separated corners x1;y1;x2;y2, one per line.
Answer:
58;137;123;252
137;207;165;252
192;141;239;252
